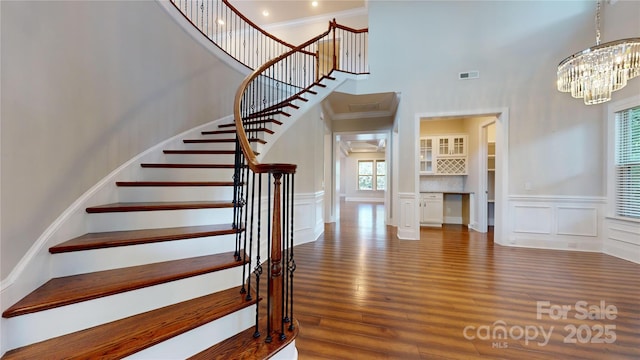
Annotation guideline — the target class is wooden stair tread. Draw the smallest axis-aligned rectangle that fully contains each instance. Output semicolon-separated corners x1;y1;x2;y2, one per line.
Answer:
140;163;234;169
201;129;236;135
244;110;291;120
218;119;282;128
248;138;267;144
183;138;265;144
163;149;259;156
2;286;257;359
2;251;246;318
202;127;274;135
183;138;236;143
116;181;235;187
49;223;240;254
320;75;336;81
188;318;299;360
163;149;235;154
246;127;275;135
86;201;234;213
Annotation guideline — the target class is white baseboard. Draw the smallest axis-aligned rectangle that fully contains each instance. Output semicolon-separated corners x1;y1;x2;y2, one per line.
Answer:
444;216;463;225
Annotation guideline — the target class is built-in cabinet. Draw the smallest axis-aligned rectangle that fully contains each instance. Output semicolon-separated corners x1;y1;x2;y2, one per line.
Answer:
419;135;468;175
419;192;443;226
419;138;434;174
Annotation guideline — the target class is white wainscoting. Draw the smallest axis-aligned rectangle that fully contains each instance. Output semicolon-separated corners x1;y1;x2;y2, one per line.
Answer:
506;195;605;252
604;218;640;264
397;192;419;240
292;191;325;246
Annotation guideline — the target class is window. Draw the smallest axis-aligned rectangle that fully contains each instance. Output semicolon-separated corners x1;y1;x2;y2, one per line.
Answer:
376;160;386;190
614;105;640;218
358;160;386;191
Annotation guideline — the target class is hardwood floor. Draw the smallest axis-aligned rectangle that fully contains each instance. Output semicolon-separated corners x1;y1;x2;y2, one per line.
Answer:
293;201;640;359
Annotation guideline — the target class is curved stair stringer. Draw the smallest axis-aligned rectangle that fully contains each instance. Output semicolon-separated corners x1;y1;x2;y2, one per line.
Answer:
0;115;237;357
252;71;366;161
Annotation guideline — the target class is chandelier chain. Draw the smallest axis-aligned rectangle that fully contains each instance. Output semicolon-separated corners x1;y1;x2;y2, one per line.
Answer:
595;0;601;46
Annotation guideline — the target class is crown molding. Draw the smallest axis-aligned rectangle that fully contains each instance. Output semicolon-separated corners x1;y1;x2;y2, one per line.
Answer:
262;7;368;33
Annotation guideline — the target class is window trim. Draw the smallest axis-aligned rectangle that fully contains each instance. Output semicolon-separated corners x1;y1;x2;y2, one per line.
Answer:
607;95;640;223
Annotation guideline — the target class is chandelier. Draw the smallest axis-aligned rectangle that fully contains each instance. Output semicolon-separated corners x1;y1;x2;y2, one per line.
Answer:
557;0;640;105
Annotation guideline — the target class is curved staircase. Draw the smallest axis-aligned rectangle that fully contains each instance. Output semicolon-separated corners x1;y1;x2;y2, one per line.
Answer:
1;0;368;357
0;123;291;359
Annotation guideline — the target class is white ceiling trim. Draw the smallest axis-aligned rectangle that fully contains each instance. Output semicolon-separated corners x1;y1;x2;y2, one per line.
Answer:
331;109;394;121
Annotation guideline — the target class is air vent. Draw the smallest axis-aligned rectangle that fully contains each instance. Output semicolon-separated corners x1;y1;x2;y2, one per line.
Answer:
459;71;480;80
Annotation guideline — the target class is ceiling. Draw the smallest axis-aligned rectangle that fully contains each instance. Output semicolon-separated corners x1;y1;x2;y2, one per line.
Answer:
338;133;387;155
228;0;366;27
323;91;398;121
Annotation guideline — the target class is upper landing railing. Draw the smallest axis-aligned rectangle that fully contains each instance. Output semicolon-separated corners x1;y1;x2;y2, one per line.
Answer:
171;0;296;70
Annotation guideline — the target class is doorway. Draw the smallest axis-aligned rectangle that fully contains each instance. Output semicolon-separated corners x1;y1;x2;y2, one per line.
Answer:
479;120;497;233
328;131;390;225
415;108;508;243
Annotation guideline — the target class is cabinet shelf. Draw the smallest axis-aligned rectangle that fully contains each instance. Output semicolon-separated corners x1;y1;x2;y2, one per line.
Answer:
420;135;468;175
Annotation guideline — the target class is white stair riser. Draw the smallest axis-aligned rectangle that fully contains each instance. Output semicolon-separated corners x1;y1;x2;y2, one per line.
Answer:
87;208;235;233
125;306;255;359
51;234;238;277
139;168;236;182
160;153;235;164
180;142;236;151
5;267;247;351
271;341;298;360
118;186;235;203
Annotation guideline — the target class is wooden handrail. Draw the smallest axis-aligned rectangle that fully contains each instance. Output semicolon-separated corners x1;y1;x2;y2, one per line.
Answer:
221;0;297;50
233;32;331;173
234;20;369;173
230;18;368;344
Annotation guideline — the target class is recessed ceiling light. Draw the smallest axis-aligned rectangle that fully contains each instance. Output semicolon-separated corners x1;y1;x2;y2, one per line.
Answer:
312;1;318;7
262;10;269;16
217;19;224;25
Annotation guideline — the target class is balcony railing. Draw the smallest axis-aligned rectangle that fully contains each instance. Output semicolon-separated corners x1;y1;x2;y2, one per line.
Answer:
171;0;295;70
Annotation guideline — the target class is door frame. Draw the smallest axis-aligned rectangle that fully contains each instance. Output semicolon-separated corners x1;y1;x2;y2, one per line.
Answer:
414;107;509;244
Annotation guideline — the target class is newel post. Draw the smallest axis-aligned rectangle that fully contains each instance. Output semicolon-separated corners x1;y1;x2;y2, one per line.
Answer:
331;18;337;72
268;172;284;341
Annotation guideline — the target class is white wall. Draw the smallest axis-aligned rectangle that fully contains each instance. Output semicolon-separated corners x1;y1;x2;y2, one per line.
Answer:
357;0;640;243
0;0;245;278
262;104;326;194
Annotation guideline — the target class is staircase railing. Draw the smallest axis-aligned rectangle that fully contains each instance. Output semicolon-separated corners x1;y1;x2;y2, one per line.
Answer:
170;0;296;70
172;0;370;345
233;20;369;343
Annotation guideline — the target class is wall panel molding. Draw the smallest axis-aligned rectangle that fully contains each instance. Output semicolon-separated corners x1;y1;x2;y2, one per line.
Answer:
506;195;605;252
397;193;419;240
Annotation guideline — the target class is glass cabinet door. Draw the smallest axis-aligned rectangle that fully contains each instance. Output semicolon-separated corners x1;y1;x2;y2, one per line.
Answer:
420;138;433;173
